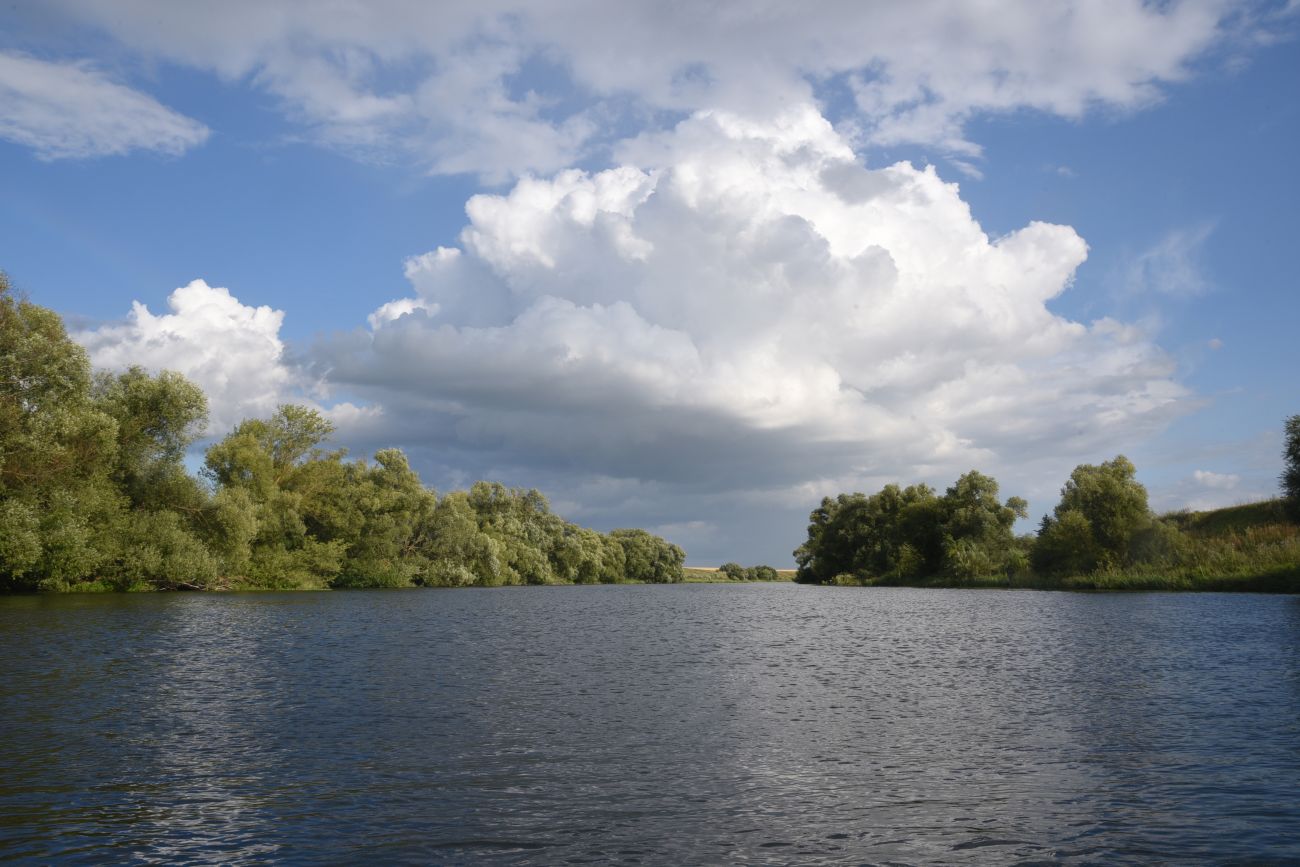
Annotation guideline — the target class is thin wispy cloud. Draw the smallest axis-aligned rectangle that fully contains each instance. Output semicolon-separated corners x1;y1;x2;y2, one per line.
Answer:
1124;222;1217;298
21;0;1262;178
0;52;208;159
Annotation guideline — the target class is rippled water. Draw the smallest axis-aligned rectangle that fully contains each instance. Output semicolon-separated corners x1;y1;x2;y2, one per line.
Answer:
1;585;1298;864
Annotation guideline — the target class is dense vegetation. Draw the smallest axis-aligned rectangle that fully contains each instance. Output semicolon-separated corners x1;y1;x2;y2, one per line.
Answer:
796;456;1300;593
793;470;1028;584
717;562;781;581
1284;414;1300;522
0;277;684;591
6;272;1295;595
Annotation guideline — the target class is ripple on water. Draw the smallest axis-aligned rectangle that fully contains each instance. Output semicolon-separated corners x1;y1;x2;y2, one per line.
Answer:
0;586;1298;863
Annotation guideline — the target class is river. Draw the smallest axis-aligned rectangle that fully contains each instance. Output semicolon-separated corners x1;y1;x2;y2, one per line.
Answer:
1;584;1297;864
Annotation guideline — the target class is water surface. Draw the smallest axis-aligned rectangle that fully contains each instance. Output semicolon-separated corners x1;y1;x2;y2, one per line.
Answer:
1;585;1297;864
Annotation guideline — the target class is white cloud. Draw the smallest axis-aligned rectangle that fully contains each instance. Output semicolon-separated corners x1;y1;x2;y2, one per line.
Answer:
1124;222;1217;297
0;52;208;159
31;0;1265;177
74;280;295;433
313;106;1191;513
367;297;435;329
1193;469;1241;489
1152;467;1273;513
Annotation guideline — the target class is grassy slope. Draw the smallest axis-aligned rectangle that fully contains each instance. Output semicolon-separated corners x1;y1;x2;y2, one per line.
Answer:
1063;499;1300;592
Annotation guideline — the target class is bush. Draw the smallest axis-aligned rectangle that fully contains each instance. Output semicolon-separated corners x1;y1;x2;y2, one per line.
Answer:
718;562;748;581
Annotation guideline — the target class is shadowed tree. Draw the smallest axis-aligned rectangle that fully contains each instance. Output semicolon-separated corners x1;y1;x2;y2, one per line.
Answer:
1283;415;1300;521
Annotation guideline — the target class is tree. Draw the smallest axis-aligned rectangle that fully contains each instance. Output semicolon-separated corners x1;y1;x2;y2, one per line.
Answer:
1031;509;1101;576
1283;415;1300;521
93;366;209;512
424;491;504;586
794;484;946;583
939;471;1027;581
610;528;685;583
202;405;347;588
1033;455;1151;574
552;526;609;584
718;562;748;581
794;473;1027;584
0;276;121;589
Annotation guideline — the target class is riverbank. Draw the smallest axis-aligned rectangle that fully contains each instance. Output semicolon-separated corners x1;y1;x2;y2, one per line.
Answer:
830;568;1299;593
818;500;1300;593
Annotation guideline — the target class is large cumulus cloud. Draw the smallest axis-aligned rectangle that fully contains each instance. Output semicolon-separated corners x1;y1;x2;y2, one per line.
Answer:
314;107;1190;509
75;280;294;433
67;103;1199;562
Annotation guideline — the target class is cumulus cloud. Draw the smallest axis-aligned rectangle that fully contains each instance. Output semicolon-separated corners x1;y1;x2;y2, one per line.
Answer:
1193;469;1241;489
312;107;1191;514
27;0;1266;177
74;280;295;433
1154;468;1267;512
0;52;208;159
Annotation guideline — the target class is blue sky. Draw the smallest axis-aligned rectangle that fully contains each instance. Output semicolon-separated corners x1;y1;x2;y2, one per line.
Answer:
2;1;1297;565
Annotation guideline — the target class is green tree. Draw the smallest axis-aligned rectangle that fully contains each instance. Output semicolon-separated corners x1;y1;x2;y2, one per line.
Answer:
795;472;1027;584
718;562;748;581
1033;455;1151;574
424;490;504;586
202;405;347;588
939;471;1027;580
610;528;685;582
552;525;611;584
92;366;208;507
0;276;122;589
1283;415;1300;521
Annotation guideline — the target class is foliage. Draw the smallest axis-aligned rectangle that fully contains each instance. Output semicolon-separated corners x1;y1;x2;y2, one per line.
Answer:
718;562;781;581
794;448;1298;591
1;275;120;590
1283;415;1300;521
0;280;684;592
608;528;685;583
794;471;1027;584
1032;456;1150;574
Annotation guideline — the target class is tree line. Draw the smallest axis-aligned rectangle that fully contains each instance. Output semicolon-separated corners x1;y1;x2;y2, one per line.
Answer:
0;276;684;591
796;440;1300;588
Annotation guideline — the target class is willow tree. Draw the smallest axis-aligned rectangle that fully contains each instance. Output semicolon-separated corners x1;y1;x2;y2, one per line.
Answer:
0;275;119;589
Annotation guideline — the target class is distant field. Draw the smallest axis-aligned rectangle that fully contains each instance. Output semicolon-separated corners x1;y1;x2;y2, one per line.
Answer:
683;567;797;583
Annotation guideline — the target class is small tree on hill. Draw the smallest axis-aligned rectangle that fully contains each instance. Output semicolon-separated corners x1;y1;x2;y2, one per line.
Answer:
1283;415;1300;521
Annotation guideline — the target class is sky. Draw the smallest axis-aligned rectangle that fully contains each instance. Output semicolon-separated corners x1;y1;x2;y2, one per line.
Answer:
1;1;1297;566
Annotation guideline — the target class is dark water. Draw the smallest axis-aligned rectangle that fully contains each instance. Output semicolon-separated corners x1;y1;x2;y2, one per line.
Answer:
1;586;1298;865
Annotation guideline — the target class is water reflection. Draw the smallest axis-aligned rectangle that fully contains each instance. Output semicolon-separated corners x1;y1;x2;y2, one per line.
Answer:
1;586;1297;864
